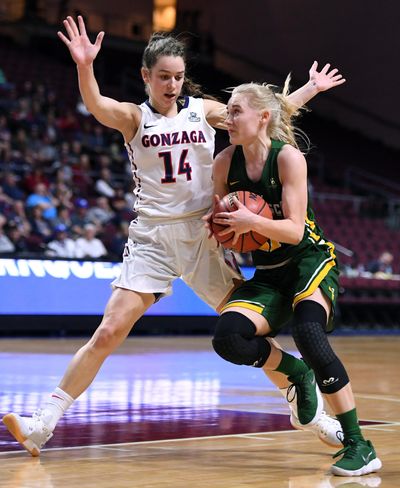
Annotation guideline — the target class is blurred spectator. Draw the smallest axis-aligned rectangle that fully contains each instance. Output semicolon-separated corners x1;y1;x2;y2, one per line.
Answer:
366;251;394;278
8;200;31;236
75;223;108;259
87;125;107;153
71;198;91;236
54;205;73;230
5;220;29;255
51;180;73;209
95;167;116;198
45;224;78;258
38;133;58;163
0;114;12;162
107;221;129;260
24;168;50;193
28;204;53;243
0;185;13;213
26;182;57;221
111;188;136;224
11;127;30;158
87;196;115;226
57;108;79;136
69;140;83;165
72;153;93;197
1;171;25;200
0;214;15;254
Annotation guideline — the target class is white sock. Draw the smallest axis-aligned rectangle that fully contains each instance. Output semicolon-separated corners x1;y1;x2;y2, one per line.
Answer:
41;387;74;430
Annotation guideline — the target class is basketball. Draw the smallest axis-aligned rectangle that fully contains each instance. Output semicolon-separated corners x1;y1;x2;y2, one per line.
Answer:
211;191;272;252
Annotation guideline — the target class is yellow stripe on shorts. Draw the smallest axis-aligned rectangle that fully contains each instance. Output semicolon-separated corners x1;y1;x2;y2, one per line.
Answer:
221;300;265;314
293;258;336;306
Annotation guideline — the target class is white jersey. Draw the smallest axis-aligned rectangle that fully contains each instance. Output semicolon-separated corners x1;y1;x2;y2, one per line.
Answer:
125;96;216;221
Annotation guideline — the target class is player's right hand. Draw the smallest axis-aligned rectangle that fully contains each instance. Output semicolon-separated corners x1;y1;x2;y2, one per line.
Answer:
57;16;104;66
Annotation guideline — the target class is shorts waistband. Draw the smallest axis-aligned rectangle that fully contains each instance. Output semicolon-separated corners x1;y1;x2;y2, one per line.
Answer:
136;208;209;225
256;258;292;270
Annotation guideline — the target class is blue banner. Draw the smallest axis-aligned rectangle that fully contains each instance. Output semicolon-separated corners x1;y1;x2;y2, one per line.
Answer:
0;259;254;316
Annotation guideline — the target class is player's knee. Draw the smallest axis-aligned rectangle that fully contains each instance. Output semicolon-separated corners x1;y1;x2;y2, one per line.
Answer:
292;302;349;393
90;320;125;353
212;312;271;368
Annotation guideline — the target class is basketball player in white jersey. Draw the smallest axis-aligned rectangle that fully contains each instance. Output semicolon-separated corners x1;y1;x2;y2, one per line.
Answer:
2;16;346;456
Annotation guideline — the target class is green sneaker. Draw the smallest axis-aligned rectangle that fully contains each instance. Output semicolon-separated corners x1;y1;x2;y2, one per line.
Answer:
287;367;323;426
331;438;382;476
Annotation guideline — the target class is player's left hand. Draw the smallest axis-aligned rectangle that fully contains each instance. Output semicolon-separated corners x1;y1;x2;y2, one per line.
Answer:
309;61;346;92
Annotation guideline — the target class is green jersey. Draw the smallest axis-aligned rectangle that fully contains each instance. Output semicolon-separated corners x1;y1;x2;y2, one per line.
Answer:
227;140;335;266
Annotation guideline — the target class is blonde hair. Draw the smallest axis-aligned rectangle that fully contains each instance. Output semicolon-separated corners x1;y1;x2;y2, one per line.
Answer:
229;75;309;151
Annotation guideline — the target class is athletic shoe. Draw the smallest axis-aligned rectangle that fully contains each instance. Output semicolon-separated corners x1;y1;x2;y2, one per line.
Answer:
287;367;323;426
291;410;344;447
331;438;382;476
2;410;53;456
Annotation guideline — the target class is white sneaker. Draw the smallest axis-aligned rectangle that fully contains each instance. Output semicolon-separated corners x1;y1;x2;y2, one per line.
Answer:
290;410;344;447
2;410;53;456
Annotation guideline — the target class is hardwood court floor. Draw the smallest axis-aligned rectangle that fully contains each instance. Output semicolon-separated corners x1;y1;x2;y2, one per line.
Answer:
0;334;399;487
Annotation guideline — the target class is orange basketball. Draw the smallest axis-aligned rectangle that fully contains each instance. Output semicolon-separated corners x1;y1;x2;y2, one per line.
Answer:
211;191;272;252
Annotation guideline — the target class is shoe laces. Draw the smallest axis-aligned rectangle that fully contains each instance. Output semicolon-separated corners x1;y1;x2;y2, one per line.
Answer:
32;409;51;434
287;373;312;405
314;411;331;433
333;438;359;460
315;412;342;433
32;408;45;421
286;383;297;404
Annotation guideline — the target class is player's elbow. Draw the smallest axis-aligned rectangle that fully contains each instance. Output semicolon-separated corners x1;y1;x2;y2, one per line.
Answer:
288;224;304;245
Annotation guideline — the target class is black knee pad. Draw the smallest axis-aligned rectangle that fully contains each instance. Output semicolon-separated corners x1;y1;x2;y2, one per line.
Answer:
316;356;350;394
212;312;271;368
292;302;349;393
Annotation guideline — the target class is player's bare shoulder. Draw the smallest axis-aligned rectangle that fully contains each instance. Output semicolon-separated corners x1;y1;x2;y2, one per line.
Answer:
277;143;307;181
213;145;236;180
214;145;235;167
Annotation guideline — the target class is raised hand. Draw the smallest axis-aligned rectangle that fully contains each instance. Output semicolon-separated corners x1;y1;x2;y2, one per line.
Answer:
309;61;346;92
57;16;104;66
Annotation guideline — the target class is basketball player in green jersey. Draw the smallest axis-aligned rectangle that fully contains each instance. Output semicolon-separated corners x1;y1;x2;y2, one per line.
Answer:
207;80;382;477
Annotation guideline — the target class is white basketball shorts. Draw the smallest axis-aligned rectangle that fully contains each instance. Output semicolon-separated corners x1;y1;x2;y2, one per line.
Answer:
112;218;243;310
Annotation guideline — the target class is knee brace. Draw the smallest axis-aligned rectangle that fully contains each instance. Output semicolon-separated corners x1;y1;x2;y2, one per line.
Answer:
212;312;271;368
292;301;349;394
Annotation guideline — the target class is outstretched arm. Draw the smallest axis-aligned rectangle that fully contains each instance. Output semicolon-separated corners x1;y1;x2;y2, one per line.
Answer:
287;61;346;109
58;16;139;139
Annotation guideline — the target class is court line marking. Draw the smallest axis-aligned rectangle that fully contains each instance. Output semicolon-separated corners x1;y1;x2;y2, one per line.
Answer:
356;394;400;403
0;420;395;457
0;428;313;456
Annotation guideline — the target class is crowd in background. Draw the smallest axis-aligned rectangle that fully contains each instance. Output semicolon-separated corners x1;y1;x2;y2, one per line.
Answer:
0;69;394;272
0;74;137;261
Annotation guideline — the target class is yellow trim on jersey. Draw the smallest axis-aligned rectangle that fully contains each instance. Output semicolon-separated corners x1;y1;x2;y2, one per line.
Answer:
221;300;265;314
293;258;336;306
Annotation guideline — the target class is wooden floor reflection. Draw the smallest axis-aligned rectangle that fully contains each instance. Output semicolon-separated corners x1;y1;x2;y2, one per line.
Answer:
0;334;399;487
